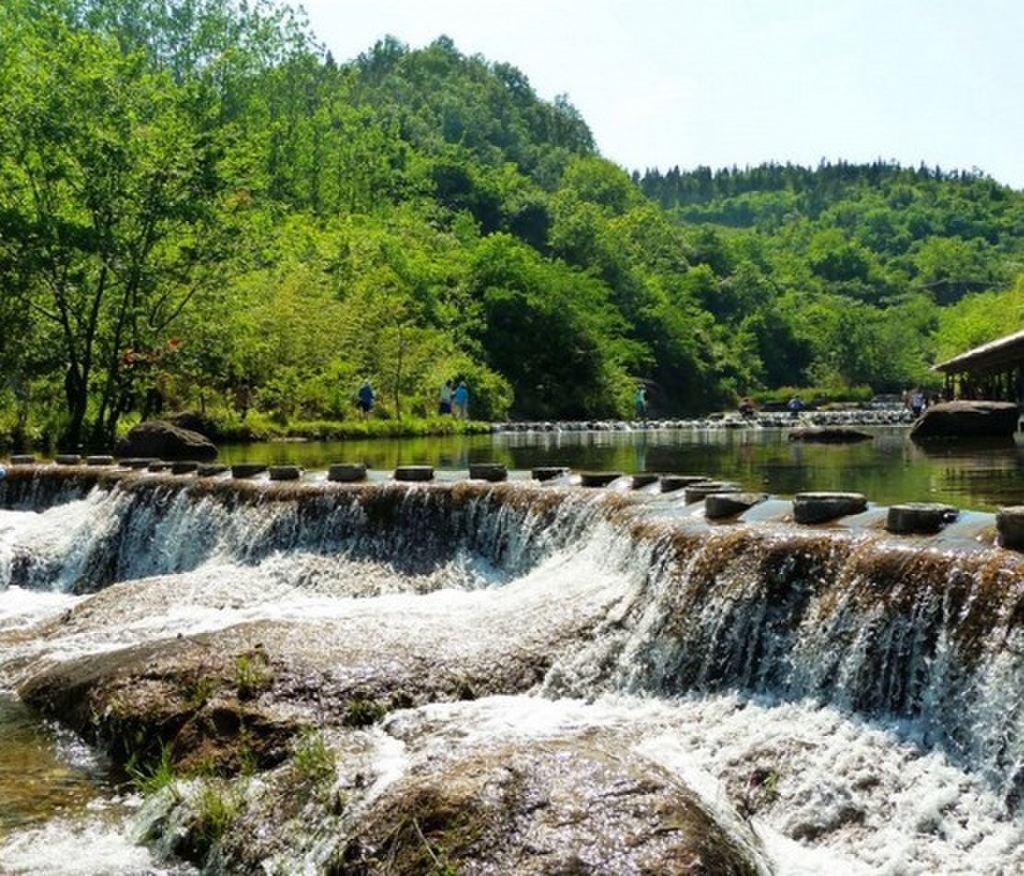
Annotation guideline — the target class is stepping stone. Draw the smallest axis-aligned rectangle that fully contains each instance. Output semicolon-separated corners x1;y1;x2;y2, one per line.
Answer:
328;463;367;483
886;502;959;534
684;481;740;504
9;455;35;465
705;492;768;520
231;463;267;479
631;473;660;489
197;463;229;477
171;461;199;475
269;465;302;481
85;455;115;466
660;475;710;494
793;492;867;524
148;461;172;472
580;471;622;488
997;507;1024;550
469;463;507;482
122;458;158;470
532;466;568;482
394;465;433;482
54;454;81;466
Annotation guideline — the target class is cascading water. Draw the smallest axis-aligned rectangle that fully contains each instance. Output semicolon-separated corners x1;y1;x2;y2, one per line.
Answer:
1;466;1023;874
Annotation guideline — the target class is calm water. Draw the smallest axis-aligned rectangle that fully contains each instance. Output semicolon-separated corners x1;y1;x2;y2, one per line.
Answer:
0;692;111;836
220;427;1024;511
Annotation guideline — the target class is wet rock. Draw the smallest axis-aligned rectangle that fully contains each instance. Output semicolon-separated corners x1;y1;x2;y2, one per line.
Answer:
886;502;958;534
532;466;567;481
579;471;622;487
8;455;35;465
116;420;218;462
148;461;172;473
54;455;81;465
911;400;1020;440
336;734;762;876
660;474;708;494
231;463;267;479
793;492;868;524
85;455;116;466
171;461;199;475
269;465;302;481
789;427;873;444
685;481;740;504
394;465;433;482
997;507;1024;551
328;463;367;483
468;463;507;482
197;463;229;477
706;492;768;520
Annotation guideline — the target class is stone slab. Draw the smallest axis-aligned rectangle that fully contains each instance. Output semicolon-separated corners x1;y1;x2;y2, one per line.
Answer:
793;491;868;524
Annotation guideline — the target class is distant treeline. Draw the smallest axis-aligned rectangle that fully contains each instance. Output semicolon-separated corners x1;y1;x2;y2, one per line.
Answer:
1;1;1022;449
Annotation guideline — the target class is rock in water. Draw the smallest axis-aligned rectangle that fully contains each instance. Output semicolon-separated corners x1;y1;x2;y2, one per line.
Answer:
789;427;873;443
115;420;218;461
910;401;1020;440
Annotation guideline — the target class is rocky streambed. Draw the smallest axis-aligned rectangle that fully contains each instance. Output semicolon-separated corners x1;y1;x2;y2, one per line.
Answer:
2;470;1024;874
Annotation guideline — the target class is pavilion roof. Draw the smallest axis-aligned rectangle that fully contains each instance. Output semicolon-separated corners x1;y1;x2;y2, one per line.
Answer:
934;329;1024;375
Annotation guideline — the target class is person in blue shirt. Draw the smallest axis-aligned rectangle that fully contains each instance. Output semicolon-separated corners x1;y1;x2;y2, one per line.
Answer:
452;381;469;419
0;464;6;482
357;379;375;418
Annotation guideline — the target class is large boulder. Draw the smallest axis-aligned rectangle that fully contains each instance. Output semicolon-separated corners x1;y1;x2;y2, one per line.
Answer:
911;401;1020;440
115;420;217;461
165;410;220;440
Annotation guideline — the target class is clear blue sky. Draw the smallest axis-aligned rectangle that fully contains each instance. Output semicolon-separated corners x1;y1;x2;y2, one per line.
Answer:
297;0;1024;188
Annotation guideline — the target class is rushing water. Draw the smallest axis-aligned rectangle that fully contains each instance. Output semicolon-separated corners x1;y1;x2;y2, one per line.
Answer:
1;469;1023;873
216;427;1024;511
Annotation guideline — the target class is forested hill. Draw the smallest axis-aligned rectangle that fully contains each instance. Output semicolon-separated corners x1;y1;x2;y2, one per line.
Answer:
1;1;1023;450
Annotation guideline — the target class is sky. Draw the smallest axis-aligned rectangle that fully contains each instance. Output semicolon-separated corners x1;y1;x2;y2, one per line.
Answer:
297;0;1024;189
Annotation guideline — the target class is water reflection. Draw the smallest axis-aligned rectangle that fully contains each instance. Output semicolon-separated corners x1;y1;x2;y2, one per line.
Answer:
218;427;1024;511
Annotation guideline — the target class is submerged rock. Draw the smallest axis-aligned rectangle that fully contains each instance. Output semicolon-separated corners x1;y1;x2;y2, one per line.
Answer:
116;420;217;462
788;426;873;443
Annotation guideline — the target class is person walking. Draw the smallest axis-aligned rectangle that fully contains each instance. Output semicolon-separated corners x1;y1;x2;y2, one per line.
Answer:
438;379;453;415
634;385;647;420
453;380;469;420
356;379;375;419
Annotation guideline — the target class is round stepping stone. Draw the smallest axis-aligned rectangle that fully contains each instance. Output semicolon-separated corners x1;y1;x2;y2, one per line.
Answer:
269;465;302;481
9;455;35;465
123;458;158;470
54;454;81;466
231;463;267;479
997;507;1024;551
171;461;199;475
469;463;507;482
197;463;229;477
886;502;959;534
394;465;434;482
328;463;368;483
705;492;768;520
684;481;740;504
631;473;660;489
580;471;622;488
148;461;172;472
793;492;867;524
532;466;568;482
660;475;710;494
85;455;115;466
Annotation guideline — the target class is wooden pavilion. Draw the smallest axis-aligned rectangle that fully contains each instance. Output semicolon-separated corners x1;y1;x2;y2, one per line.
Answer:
934;329;1024;403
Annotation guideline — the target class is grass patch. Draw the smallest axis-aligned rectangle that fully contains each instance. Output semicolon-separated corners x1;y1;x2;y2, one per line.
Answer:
293;728;336;785
342;697;388;728
127;741;178;796
193;781;242;846
233;651;271;700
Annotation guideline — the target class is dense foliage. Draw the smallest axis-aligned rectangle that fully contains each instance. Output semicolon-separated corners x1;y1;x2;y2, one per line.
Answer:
1;1;1022;448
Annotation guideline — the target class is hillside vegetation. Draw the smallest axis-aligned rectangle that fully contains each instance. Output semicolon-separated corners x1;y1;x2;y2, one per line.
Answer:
1;0;1022;449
